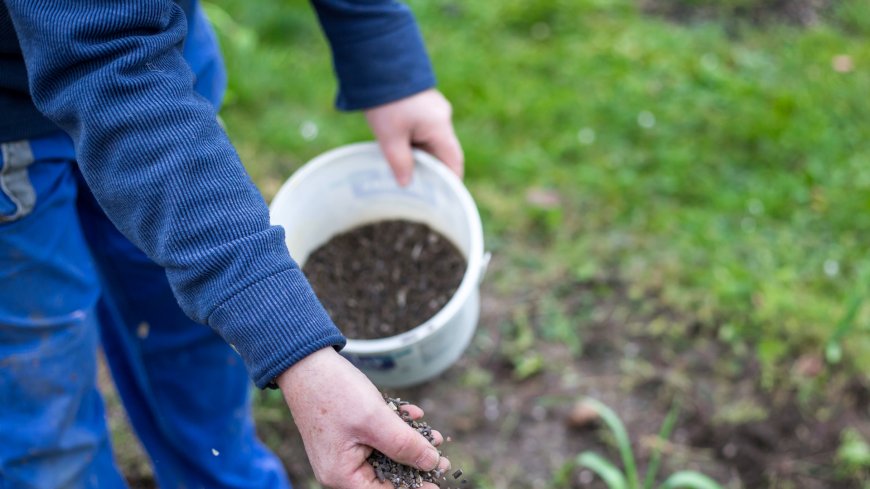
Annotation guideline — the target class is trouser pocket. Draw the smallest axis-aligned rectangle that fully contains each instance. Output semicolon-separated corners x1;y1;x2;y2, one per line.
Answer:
0;140;36;223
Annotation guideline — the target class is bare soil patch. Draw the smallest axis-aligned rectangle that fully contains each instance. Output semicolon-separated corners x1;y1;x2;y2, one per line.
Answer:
115;259;869;488
270;266;867;488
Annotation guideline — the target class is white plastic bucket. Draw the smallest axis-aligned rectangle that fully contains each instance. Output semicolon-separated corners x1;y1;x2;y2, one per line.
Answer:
269;142;487;387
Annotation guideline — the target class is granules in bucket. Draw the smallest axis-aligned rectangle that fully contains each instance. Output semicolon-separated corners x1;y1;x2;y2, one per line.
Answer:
303;220;466;340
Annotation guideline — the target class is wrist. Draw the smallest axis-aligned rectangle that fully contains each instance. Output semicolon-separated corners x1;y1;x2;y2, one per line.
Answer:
275;346;341;391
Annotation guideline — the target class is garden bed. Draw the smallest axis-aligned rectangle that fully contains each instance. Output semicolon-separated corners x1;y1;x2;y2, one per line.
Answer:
109;262;869;489
251;260;869;488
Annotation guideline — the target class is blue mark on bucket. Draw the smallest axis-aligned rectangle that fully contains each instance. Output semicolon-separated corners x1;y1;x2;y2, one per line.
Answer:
349;169;439;206
342;353;397;371
342;347;414;371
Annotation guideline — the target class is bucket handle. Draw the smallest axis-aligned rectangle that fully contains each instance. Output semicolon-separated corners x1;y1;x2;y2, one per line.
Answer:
479;251;492;285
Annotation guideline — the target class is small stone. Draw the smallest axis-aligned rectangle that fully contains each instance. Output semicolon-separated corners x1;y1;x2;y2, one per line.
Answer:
566;401;600;429
794;354;823;378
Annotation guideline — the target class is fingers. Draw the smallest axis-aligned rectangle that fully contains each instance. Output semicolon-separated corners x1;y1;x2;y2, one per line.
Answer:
365;89;464;185
434;454;451;473
364;407;443;471
398;405;444;446
349;470;396;489
430;429;444;447
353;458;451;489
399;404;424;419
380;132;464;187
419;130;464;179
378;137;415;187
353;473;442;489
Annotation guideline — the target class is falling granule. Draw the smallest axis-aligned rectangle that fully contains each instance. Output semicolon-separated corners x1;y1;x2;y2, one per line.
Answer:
211;448;220;456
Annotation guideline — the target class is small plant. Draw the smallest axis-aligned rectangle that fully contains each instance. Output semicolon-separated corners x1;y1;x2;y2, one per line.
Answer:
836;428;870;480
572;398;723;489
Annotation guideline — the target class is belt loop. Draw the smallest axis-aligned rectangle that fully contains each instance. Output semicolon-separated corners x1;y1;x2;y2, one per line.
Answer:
0;140;37;223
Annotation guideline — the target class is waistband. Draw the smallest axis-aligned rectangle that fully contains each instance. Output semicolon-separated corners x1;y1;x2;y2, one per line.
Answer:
0;131;75;166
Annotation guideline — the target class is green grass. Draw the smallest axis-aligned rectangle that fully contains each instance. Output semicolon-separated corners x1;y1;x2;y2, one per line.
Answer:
210;0;870;377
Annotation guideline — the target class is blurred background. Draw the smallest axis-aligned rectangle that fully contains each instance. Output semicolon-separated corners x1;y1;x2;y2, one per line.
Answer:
106;0;870;487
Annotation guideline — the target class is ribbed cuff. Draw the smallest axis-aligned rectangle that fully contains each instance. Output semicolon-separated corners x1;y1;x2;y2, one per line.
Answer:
208;267;346;389
331;19;437;111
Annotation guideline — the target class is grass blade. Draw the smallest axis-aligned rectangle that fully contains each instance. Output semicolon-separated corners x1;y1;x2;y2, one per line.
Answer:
581;398;639;489
643;400;681;489
825;293;864;364
659;471;725;489
577;451;628;489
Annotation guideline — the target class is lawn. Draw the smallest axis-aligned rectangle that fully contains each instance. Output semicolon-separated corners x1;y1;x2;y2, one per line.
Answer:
211;0;870;376
112;1;870;487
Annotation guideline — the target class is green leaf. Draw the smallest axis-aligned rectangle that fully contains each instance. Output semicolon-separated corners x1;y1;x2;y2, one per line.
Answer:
580;398;640;489
643;400;681;489
659;471;725;489
577;451;629;489
513;353;544;380
825;341;843;365
837;429;870;470
552;459;578;487
202;2;258;52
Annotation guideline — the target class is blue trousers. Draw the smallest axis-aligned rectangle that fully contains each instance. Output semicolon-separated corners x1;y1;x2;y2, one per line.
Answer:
0;132;292;489
0;3;291;487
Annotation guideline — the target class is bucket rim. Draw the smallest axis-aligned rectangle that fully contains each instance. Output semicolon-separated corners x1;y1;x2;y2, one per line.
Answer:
273;141;484;354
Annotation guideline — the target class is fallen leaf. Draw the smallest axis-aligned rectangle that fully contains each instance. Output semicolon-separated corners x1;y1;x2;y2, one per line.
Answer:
832;55;853;73
525;187;561;209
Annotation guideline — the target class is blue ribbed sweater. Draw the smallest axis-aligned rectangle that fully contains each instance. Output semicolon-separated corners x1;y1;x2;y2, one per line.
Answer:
1;0;436;388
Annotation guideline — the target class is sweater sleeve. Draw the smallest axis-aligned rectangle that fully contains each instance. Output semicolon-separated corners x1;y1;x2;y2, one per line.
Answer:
311;0;436;110
5;0;345;388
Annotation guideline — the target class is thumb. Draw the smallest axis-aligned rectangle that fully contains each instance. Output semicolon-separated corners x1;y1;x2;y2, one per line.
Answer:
366;413;441;471
378;137;415;187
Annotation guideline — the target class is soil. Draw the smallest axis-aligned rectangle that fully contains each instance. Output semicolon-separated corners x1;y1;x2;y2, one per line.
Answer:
255;257;870;489
303;220;466;340
113;256;869;489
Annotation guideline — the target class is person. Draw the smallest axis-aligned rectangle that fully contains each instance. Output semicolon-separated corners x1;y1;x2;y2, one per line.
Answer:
0;0;461;487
